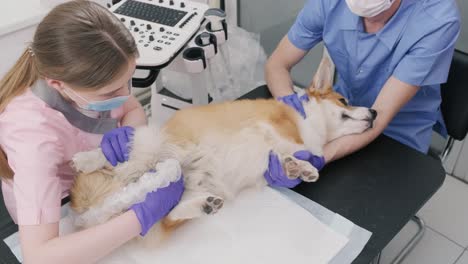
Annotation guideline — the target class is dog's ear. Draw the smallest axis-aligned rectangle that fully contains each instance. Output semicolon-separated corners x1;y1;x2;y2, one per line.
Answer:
309;54;334;93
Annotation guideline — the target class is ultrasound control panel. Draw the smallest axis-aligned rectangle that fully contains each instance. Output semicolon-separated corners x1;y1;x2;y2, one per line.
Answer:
110;0;209;67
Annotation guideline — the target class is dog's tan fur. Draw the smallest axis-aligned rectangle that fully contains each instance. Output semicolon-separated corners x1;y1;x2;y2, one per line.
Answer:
70;167;123;214
163;99;304;145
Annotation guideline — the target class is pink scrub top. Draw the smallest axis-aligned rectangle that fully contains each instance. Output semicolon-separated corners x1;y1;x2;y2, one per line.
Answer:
0;80;125;225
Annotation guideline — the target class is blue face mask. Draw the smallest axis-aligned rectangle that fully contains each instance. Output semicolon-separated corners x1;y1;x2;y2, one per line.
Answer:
64;81;131;112
81;95;130;112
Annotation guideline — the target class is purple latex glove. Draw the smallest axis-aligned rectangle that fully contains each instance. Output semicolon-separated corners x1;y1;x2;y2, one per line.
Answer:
264;151;302;188
101;126;134;166
277;93;309;119
293;150;326;171
264;150;325;188
130;176;185;236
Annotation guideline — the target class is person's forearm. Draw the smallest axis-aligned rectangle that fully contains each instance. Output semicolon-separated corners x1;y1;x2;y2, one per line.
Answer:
122;105;147;127
120;95;147;127
323;77;420;163
323;107;388;163
25;210;141;264
323;128;381;163
264;35;309;98
122;107;148;127
265;61;296;98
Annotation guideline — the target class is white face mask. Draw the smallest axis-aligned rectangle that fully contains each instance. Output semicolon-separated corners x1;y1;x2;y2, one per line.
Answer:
345;0;394;17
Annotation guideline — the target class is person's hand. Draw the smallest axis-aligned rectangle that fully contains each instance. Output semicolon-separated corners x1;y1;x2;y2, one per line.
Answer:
293;150;326;171
264;150;325;188
101;126;134;166
130;176;185;236
264;151;302;188
277;93;309;119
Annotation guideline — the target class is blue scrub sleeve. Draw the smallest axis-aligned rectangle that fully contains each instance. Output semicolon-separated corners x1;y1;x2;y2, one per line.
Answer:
393;21;461;87
287;0;326;51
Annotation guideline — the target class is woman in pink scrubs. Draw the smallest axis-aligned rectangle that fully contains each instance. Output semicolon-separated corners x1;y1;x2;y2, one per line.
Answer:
0;1;184;263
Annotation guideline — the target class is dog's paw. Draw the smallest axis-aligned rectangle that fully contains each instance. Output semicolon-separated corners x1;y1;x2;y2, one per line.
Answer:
283;156;301;179
72;149;108;173
202;196;224;215
283;155;319;182
298;163;319;182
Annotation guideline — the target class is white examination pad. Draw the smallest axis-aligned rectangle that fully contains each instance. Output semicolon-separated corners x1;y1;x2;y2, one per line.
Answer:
274;187;372;264
98;187;348;264
4;187;371;263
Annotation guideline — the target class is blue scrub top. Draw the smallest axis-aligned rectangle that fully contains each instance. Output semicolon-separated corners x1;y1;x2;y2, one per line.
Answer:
288;0;461;153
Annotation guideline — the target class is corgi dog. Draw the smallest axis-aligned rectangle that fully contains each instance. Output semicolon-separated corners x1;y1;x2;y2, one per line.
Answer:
70;57;377;240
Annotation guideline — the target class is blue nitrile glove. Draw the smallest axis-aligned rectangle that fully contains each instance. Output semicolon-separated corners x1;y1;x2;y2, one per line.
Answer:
101;126;134;166
130;176;185;236
264;150;325;188
277;93;309;119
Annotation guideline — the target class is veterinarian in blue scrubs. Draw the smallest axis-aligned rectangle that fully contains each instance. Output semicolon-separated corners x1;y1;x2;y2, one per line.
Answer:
263;0;461;188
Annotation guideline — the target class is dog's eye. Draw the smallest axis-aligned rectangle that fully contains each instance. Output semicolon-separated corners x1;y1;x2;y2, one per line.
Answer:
339;98;348;106
341;113;350;120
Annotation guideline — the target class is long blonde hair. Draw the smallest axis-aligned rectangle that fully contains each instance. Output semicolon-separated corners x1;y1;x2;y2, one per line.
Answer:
0;0;139;179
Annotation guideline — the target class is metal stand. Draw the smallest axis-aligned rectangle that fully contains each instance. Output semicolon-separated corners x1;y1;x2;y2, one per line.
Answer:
147;8;230;122
390;216;426;264
441;137;455;163
371;253;381;264
376;216;426;264
377;136;456;264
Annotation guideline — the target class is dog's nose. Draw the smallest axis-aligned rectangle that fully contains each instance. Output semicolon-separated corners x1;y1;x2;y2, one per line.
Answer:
369;109;378;120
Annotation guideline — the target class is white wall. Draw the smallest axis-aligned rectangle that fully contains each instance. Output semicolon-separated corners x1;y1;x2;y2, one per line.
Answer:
237;0;324;88
0;27;38;81
0;0;49;79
